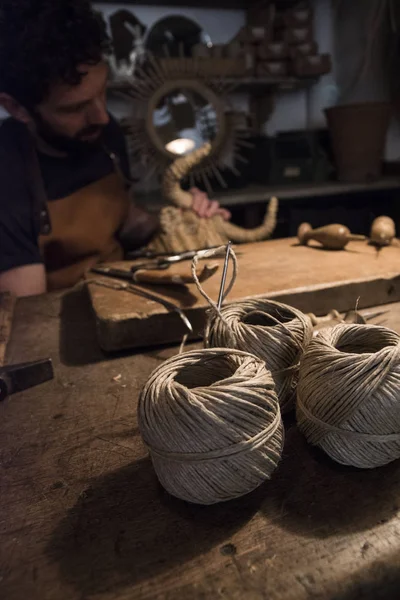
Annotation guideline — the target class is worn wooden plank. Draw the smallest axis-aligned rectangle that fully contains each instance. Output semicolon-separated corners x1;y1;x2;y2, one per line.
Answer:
0;292;16;366
136;177;400;210
88;237;400;351
1;290;400;600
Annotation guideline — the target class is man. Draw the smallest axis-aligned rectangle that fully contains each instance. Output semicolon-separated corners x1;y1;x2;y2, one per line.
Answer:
0;0;229;297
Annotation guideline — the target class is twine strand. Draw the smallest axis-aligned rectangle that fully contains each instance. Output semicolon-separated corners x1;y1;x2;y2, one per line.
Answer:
191;245;239;321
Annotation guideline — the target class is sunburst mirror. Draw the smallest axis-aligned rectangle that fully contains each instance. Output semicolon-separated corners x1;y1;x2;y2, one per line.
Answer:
115;57;252;194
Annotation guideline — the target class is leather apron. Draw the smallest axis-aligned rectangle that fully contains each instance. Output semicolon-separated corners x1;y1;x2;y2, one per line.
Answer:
38;172;129;290
19;126;129;291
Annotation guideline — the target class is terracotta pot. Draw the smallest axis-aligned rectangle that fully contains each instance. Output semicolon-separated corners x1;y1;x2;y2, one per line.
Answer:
325;102;391;182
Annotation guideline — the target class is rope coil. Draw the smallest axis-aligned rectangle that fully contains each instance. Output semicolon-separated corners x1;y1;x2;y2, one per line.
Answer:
191;246;312;412
138;348;284;505
297;323;400;468
205;299;313;413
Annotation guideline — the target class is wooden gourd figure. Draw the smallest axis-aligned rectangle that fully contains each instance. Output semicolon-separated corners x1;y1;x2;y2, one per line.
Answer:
147;143;279;254
370;216;396;247
298;222;366;250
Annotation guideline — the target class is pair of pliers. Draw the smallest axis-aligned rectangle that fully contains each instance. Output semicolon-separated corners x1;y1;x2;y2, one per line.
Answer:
91;264;167;282
91;248;220;285
127;249;217;273
125;247;220;261
92;257;174;282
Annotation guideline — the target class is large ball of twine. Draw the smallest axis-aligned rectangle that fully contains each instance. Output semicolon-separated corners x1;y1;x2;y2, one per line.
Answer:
297;324;400;468
138;348;284;504
206;299;313;413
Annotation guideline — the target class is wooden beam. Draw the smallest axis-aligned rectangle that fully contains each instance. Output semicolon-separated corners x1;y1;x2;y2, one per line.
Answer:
95;0;248;7
215;178;400;208
135;177;400;211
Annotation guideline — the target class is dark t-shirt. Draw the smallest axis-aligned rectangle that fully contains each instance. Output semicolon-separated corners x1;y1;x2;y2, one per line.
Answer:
0;116;131;274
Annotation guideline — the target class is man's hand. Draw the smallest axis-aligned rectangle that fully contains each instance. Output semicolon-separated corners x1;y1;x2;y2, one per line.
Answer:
190;188;231;221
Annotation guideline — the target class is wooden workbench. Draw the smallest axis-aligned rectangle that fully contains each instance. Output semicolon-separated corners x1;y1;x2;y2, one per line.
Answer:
89;238;400;351
1;289;400;600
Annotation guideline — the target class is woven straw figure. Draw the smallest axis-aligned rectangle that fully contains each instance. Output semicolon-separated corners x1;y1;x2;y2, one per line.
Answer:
148;143;278;254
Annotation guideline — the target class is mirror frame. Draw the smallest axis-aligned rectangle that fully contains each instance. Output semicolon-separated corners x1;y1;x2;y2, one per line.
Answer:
146;79;226;161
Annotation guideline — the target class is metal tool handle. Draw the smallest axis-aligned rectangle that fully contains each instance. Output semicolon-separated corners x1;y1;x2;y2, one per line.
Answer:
130;262;170;274
0;359;54;402
125;285;193;334
89;279;193;335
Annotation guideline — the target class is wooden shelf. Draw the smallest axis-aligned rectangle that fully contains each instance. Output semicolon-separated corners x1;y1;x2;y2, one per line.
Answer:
135;178;400;210
215;178;400;207
96;0;300;7
222;76;317;92
108;76;317;94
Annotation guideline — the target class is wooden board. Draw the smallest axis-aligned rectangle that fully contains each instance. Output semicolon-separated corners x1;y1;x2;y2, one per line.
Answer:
88;238;400;351
1;291;400;600
0;292;16;366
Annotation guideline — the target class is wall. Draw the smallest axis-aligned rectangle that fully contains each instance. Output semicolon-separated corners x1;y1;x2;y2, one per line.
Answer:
95;2;248;191
97;1;336;132
95;2;247;120
98;1;400;161
265;0;397;153
334;0;388;105
0;2;335;130
333;0;399;160
95;3;244;44
266;0;335;135
1;2;397;159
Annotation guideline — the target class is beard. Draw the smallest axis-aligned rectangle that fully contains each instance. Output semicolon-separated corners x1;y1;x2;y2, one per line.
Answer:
32;110;107;155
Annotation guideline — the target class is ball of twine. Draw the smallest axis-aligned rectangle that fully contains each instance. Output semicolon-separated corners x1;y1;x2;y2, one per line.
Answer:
205;299;313;413
138;348;284;505
297;323;400;468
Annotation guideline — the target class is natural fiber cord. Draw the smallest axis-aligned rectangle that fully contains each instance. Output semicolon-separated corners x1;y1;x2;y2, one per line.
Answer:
138;348;284;504
297;324;400;468
205;299;313;413
191;247;312;413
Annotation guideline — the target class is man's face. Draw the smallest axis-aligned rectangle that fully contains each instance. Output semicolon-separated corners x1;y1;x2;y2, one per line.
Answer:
33;61;110;153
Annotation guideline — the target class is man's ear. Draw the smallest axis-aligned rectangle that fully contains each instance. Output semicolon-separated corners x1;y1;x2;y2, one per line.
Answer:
0;93;32;124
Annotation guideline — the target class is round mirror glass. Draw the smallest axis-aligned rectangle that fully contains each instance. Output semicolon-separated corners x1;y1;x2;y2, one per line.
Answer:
152;88;219;156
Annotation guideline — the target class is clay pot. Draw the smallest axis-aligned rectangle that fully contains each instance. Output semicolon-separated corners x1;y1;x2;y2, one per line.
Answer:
325;103;391;183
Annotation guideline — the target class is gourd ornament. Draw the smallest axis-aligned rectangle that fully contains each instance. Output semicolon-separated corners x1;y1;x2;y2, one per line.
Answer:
298;222;366;250
370;216;396;247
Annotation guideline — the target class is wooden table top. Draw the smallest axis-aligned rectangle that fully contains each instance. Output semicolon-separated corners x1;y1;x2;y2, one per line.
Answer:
1;289;400;600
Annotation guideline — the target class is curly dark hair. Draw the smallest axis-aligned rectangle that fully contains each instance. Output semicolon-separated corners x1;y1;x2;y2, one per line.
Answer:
0;0;111;109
